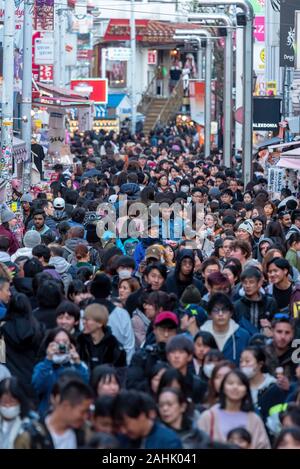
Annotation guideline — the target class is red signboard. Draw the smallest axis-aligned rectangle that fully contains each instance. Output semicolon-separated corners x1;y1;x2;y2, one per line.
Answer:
148;50;157;65
39;65;54;82
70;79;108;104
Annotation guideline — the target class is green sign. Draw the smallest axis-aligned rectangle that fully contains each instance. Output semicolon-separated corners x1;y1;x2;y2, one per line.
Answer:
250;0;265;15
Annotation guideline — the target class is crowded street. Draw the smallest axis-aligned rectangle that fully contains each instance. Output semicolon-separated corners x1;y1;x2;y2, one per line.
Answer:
1;0;300;454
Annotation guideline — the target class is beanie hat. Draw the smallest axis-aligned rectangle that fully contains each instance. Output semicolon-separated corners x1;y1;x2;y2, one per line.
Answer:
90;273;112;299
180;285;202;305
238;219;254;236
23;230;41;248
20;193;33;204
1;209;16;224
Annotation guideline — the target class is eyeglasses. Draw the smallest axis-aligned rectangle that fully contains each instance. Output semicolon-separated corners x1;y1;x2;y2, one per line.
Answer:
211;308;231;315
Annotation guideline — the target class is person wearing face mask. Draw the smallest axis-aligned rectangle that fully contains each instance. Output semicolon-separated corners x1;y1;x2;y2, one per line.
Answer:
32;327;89;418
0;377;33;449
239;346;277;412
111;256;137;298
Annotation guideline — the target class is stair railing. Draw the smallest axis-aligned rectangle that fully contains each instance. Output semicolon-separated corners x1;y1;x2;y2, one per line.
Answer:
155;77;183;128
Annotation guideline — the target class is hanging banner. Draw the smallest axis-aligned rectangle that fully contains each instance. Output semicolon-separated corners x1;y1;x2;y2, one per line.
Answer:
253;97;282;131
268;167;285;194
48;110;65;154
280;0;297;67
189;80;205;126
65;33;78;66
34;0;54;31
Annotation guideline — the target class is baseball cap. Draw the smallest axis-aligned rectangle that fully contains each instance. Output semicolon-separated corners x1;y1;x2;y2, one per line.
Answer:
53;197;65;209
238;219;254;236
154;311;179;327
145;245;163;261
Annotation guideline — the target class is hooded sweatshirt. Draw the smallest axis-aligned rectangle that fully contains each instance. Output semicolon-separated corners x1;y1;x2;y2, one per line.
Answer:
256;237;273;262
201;318;250;365
166;249;202;299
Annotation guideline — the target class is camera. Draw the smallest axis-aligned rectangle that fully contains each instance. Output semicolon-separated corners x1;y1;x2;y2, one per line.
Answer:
58;343;68;354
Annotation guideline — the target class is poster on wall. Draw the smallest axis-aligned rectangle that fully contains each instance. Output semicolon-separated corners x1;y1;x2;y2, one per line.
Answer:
253;97;282;131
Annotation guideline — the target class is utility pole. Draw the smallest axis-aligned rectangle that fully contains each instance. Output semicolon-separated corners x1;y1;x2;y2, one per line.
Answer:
0;0;15;201
21;0;33;192
54;1;61;87
130;0;137;136
204;38;212;158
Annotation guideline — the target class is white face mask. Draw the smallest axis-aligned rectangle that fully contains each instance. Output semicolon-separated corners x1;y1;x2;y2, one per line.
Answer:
118;269;132;280
52;354;70;365
181;185;190;193
0;405;20;420
241;366;256;379
203;363;215;379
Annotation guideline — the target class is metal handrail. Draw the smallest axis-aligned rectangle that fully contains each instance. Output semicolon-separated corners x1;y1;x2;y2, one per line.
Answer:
156;78;183;127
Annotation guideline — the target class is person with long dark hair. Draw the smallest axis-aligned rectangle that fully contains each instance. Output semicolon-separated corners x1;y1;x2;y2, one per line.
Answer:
198;369;270;448
0;293;44;401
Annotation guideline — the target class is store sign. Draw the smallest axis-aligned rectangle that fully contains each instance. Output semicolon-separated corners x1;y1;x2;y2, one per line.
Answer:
280;0;297;67
107;48;131;61
267;167;285;194
71;79;108;104
34;37;54;65
253;97;281;131
39;64;53;82
254;17;265;42
148;50;157;65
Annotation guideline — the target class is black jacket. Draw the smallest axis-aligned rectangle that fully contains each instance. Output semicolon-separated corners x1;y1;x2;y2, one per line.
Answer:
33;306;58;330
234;294;278;334
0;316;45;400
77;328;126;370
264;342;298;381
165;249;202;299
126;342;167;391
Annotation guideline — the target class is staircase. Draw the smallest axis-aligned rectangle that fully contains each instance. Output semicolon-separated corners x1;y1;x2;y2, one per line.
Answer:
143;98;168;134
138;74;184;134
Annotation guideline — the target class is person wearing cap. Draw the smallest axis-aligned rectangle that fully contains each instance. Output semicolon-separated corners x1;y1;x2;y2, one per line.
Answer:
126;311;179;391
166;249;202;299
77;303;126;370
0;208;19;255
11;230;42;263
52;197;69;224
236;219;254;246
133;221;160;270
180;285;208;338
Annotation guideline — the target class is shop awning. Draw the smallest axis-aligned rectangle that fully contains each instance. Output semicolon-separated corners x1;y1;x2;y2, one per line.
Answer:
268;140;300;151
103;19;201;43
276;157;300;170
254;137;281;151
32;81;93;108
95;93;126;118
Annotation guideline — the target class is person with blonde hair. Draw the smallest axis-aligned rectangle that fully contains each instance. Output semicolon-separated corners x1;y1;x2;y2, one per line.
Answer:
77;303;126;370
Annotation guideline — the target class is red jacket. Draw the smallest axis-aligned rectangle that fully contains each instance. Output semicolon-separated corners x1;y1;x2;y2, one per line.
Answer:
0;225;19;255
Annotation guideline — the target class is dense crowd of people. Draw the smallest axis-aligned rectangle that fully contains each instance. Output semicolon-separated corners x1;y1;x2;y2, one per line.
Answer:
1;125;300;449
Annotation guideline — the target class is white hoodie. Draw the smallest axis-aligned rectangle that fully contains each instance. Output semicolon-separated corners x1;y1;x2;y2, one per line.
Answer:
201;319;239;352
11;247;33;263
